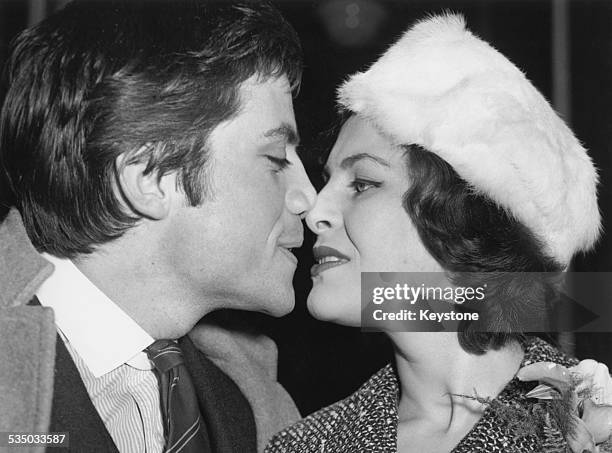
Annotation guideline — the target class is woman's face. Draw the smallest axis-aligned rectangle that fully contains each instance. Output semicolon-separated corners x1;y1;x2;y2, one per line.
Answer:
306;116;442;326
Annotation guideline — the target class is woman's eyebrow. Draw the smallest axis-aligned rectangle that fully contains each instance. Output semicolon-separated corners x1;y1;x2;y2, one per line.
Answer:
339;153;391;169
323;153;391;178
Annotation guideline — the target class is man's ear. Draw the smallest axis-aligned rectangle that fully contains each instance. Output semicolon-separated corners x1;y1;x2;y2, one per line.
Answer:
115;151;174;220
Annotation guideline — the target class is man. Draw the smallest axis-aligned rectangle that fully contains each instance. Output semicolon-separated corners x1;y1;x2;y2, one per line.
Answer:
0;1;315;451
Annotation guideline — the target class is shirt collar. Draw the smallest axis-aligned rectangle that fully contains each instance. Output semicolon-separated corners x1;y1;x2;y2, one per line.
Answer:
36;253;155;377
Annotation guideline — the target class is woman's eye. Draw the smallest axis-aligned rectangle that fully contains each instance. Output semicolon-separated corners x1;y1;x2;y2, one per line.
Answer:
266;156;291;171
350;179;380;194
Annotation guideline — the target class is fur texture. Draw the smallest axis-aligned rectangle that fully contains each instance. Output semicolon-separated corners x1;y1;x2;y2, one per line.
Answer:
338;14;600;265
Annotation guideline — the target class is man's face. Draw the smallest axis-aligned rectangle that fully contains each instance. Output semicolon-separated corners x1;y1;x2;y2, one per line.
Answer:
164;75;315;318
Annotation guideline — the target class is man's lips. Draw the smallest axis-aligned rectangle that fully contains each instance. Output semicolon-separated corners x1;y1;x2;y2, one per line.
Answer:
279;247;298;263
311;245;350;277
278;239;303;264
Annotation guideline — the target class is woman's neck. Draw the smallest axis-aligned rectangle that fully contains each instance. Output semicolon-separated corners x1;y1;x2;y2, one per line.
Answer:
389;332;524;432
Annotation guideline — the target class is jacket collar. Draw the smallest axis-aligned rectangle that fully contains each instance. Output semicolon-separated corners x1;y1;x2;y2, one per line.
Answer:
0;209;53;308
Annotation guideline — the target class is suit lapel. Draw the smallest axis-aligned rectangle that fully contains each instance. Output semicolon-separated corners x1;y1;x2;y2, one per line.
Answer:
49;333;119;452
180;336;257;453
25;296;118;452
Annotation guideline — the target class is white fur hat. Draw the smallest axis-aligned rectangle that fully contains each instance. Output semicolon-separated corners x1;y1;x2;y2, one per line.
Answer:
338;14;600;266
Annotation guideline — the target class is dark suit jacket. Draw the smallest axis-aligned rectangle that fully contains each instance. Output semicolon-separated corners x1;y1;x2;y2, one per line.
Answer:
46;325;257;453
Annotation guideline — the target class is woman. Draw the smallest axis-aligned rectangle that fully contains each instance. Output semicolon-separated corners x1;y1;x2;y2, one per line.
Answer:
267;14;606;453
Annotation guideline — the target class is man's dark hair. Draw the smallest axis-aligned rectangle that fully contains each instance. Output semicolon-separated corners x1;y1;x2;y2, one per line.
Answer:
402;144;563;354
0;0;302;258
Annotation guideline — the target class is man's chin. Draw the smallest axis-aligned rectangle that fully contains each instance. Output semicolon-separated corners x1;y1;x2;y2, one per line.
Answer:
263;294;295;318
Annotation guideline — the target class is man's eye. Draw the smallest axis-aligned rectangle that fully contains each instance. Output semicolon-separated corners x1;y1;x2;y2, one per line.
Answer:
350;179;380;194
266;156;291;171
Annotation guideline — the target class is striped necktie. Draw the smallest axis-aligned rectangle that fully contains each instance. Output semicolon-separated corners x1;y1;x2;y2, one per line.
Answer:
146;340;211;453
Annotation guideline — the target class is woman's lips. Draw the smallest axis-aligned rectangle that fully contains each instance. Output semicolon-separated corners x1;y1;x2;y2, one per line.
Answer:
311;245;350;277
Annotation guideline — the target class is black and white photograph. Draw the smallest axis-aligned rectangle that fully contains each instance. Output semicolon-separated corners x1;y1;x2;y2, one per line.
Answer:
1;0;611;452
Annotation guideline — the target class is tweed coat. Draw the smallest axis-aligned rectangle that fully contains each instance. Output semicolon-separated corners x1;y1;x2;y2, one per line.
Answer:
266;338;578;453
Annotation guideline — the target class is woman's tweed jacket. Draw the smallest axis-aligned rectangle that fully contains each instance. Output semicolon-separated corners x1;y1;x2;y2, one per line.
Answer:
266;338;578;452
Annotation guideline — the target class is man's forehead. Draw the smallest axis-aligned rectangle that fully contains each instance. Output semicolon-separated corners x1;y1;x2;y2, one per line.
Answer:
205;75;298;157
231;75;297;140
239;74;293;104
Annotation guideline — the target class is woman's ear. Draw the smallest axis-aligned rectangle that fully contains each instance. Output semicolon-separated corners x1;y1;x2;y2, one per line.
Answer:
115;150;173;220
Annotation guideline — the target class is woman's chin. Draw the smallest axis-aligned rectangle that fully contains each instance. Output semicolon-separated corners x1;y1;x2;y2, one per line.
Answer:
306;291;361;327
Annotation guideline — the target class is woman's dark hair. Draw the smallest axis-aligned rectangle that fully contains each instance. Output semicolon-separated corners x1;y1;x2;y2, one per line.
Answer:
0;0;302;258
401;144;564;354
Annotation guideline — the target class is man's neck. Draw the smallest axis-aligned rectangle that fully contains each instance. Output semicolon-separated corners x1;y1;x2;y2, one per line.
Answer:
73;236;212;340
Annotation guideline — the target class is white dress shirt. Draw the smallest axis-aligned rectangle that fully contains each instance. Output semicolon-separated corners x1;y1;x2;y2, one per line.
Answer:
36;253;165;453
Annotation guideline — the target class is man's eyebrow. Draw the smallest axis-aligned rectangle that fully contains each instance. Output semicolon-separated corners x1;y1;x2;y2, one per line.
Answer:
263;123;300;146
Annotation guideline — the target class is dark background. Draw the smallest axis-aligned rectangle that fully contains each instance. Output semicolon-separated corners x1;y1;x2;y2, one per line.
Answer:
1;0;611;416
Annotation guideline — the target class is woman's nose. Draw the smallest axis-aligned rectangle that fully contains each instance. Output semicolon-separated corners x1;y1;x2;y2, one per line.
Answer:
305;187;341;235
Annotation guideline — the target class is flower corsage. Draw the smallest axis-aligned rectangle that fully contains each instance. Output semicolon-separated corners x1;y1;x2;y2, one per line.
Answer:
517;359;612;453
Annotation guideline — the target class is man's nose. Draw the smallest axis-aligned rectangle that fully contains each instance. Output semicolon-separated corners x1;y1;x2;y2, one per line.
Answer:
286;161;317;218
